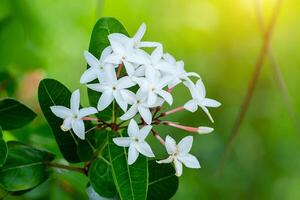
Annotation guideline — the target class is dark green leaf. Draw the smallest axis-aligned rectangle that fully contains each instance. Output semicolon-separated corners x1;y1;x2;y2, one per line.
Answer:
38;78;94;163
108;131;148;200
0;98;36;130
89;157;116;198
147;160;178;200
87;17;128;121
0;141;55;192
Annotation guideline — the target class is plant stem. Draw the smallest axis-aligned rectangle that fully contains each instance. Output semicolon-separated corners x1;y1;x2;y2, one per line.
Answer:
215;0;282;176
48;162;87;176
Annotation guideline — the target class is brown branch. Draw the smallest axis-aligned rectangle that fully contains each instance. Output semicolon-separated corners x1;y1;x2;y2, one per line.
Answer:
215;0;283;176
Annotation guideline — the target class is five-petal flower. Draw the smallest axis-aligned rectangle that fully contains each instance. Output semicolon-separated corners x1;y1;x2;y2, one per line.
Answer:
113;119;155;165
184;79;221;122
157;135;200;176
50;89;97;140
87;67;135;111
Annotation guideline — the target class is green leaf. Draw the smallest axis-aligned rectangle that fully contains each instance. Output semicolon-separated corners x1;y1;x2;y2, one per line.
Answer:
0;141;55;192
108;131;148;200
0;98;36;130
89;156;116;198
38;78;94;163
147;160;179;200
0;127;7;167
87;17;128;121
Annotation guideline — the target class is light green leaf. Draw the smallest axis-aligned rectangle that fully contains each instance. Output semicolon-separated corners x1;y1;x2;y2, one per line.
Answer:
0;98;36;130
108;131;148;200
87;17;128;121
0;126;7;167
147;160;179;200
38;78;94;163
0;141;55;192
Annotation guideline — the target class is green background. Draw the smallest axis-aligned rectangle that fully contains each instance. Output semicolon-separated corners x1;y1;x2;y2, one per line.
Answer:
1;0;300;199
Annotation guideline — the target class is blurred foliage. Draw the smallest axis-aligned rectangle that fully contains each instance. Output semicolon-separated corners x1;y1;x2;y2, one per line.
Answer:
1;0;300;199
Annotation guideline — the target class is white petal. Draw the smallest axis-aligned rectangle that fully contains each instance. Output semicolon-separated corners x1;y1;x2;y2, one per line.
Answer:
108;33;129;44
200;105;214;123
50;106;73;119
196;79;206;98
113;137;131;147
128;119;139;137
87;84;109;93
72;120;85;140
123;61;135;76
70;90;80;113
151;45;163;64
177;136;193;155
174;159;183;177
117;76;135;89
186;72;200;78
165;135;177;155
78;107;98;118
138;106;152;125
128;144;139;165
156;90;173;105
138;125;152;140
80;68;98;84
120;90;136;105
178;154;201;169
198;127;214;134
108;37;125;55
136;142;155;158
104;54;122;65
133;23;146;43
61;118;72;131
147;92;157;107
84;51;100;68
127;50;148;64
184;99;198;112
114;91;127;112
97;91;114;111
104;67;117;84
120;105;138;121
163;53;176;64
168;78;181;89
100;46;113;61
202;98;221;107
139;41;161;48
156;156;173;164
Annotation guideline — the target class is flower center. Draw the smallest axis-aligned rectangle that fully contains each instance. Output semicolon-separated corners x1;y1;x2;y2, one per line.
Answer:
112;86;116;90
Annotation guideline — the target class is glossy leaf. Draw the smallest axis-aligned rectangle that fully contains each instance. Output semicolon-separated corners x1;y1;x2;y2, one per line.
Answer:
108;131;148;200
89;156;116;197
0;141;55;192
38;78;94;163
0;98;36;130
0;127;7;167
87;17;128;121
147;160;179;200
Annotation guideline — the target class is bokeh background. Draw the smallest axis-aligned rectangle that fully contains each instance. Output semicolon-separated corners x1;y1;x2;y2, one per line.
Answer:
1;0;300;199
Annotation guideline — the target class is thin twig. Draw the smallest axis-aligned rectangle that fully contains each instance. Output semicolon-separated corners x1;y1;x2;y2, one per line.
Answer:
215;0;283;176
152;130;165;145
255;0;300;133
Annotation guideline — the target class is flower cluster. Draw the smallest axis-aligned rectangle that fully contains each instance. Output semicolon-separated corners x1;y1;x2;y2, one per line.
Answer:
50;23;221;176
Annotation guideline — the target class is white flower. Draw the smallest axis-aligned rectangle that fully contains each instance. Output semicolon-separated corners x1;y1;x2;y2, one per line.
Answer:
183;79;221;122
87;67;135;111
50;89;97;140
80;47;114;84
135;67;173;106
113;119;155;165
138;45;164;73
157;135;200;177
159;53;200;88
120;89;163;125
